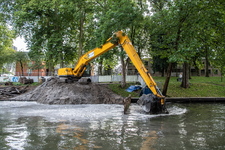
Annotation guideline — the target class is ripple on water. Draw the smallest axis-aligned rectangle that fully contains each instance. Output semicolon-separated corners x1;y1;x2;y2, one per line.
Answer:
3;123;29;150
0;102;187;123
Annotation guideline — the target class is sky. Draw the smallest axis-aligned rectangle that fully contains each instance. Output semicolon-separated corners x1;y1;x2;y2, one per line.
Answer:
13;36;27;51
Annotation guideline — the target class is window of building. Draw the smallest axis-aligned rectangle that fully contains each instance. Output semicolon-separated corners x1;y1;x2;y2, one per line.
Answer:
208;69;211;74
27;69;32;75
191;69;195;73
201;69;205;75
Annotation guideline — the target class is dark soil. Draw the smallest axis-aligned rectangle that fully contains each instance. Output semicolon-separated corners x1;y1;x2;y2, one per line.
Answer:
11;77;124;105
0;85;37;101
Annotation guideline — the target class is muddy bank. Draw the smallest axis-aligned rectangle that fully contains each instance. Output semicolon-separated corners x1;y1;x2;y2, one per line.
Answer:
11;77;124;104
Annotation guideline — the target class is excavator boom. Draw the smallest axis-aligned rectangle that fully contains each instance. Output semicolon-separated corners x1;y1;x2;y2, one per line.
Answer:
58;31;168;114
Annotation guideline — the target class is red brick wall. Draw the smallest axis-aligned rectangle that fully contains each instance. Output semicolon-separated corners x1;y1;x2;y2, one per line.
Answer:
15;61;46;76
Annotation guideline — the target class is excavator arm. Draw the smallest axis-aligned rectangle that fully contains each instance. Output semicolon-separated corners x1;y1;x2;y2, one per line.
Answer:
58;31;168;114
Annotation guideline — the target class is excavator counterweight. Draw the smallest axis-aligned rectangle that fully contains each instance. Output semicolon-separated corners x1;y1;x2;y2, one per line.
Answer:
58;31;168;114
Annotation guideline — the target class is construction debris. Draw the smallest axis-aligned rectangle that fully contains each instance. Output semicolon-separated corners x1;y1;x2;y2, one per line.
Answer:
124;94;131;114
11;77;124;105
4;82;13;86
0;86;29;100
19;77;34;84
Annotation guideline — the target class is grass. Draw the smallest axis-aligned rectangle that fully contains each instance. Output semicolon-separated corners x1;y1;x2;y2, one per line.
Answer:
12;82;42;86
108;76;225;98
109;83;141;97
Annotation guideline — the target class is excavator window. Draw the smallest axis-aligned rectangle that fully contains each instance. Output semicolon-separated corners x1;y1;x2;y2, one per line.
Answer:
82;63;91;77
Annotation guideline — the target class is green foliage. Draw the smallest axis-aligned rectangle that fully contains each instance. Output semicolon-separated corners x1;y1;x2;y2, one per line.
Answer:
0;16;15;69
28;48;45;71
14;51;29;63
14;51;29;75
152;56;169;75
211;46;225;81
147;0;225;63
2;0;82;69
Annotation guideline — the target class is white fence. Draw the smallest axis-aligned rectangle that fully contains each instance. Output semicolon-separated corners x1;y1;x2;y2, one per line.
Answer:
90;75;140;83
90;75;147;88
0;75;141;83
0;75;163;89
0;76;52;83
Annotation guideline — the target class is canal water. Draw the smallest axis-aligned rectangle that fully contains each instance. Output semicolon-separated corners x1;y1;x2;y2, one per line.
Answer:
0;101;224;150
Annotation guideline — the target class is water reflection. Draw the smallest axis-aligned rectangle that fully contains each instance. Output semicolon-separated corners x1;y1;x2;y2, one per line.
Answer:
0;102;225;149
4;123;29;150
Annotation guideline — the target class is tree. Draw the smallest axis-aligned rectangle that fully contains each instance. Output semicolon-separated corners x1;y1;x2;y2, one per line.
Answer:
147;0;225;95
151;56;168;77
1;0;82;73
95;0;147;87
14;51;29;76
0;14;15;70
29;59;45;82
212;50;225;82
28;50;45;82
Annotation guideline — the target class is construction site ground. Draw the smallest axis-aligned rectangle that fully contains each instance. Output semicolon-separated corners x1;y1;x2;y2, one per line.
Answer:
5;77;124;105
0;84;37;101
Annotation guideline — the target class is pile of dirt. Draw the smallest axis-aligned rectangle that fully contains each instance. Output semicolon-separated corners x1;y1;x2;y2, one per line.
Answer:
11;77;124;104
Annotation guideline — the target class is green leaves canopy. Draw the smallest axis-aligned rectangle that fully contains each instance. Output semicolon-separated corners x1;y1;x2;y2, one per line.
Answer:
0;16;15;69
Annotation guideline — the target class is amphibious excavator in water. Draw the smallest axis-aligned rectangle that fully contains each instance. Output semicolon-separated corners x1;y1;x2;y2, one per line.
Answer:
58;31;168;114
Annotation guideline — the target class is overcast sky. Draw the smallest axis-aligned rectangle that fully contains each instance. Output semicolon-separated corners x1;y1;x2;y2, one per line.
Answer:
13;36;27;51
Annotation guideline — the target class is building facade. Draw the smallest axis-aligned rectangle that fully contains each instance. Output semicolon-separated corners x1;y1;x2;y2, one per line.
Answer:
15;61;46;76
127;58;222;77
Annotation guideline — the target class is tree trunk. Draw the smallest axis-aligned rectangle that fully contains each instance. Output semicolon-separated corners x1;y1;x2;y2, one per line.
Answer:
161;67;164;77
162;18;183;95
120;57;126;88
221;67;223;82
189;64;191;79
78;11;85;59
98;60;103;75
48;57;52;76
205;46;209;77
47;16;53;76
162;63;173;96
120;48;130;88
20;61;24;76
60;55;64;68
38;68;39;83
181;62;189;88
176;64;178;77
55;2;64;68
195;66;199;76
193;60;200;76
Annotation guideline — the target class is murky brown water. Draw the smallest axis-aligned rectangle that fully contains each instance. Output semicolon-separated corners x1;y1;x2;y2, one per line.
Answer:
0;102;225;150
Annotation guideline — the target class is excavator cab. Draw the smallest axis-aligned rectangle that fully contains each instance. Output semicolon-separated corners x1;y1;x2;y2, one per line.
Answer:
82;63;91;77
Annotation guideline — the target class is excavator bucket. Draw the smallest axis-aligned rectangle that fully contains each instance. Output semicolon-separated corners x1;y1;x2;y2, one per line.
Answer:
137;94;168;114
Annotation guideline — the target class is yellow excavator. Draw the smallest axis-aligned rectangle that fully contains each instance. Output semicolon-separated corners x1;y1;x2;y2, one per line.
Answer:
58;31;168;114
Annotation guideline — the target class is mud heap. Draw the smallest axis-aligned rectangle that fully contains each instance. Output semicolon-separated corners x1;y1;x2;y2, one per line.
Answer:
11;77;124;104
